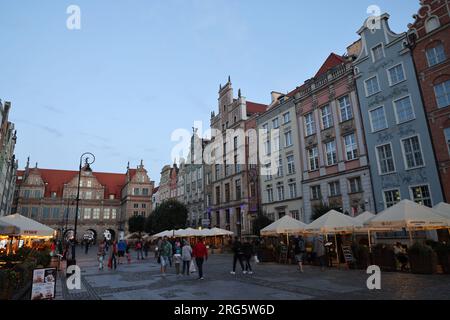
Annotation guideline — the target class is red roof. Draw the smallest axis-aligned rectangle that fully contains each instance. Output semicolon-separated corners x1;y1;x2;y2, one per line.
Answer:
17;168;131;199
314;53;345;78
246;101;268;115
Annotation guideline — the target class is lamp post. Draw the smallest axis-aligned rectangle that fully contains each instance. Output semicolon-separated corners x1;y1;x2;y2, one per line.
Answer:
71;152;95;263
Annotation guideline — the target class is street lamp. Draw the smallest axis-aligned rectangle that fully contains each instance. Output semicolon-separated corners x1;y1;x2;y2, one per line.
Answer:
71;152;95;263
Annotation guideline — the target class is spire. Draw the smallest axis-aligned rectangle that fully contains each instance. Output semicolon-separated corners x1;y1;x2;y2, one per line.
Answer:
238;88;241;98
228;75;231;83
139;159;144;169
35;162;38;169
26;157;30;170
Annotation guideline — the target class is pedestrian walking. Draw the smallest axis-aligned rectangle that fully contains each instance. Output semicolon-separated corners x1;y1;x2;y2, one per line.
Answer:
143;240;150;259
181;240;193;276
192;237;208;280
155;238;162;259
136;240;144;260
242;239;254;274
117;239;126;264
230;237;245;274
84;240;89;255
159;236;173;276
98;240;106;270
173;241;182;275
314;235;326;271
126;242;131;264
293;235;306;272
108;241;117;270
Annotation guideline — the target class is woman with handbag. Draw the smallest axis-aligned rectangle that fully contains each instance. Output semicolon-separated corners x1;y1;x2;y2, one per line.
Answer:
181;240;193;276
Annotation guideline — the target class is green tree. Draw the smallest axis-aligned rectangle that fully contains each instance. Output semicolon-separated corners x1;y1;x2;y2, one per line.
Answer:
252;213;273;235
311;202;343;221
128;215;146;233
146;199;187;234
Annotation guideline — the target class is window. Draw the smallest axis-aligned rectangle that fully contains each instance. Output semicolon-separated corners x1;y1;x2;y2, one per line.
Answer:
304;113;315;136
142;203;146;209
288;182;297;199
394;96;415;123
308;147;319;171
272;118;279;129
349;177;362;193
277;156;283;177
444;128;450;156
265;139;271;155
344;134;358;160
402;136;424;169
425;16;440;33
51;192;57;199
388;64;406;85
21;207;29;217
235;179;241;200
290;210;300;220
321;105;333;129
133;188;140;196
426;44;446;67
311;185;321;200
215;186;221;204
339;96;353;122
267;188;274;202
369;106;388;132
215;164;220;180
83;208;91;219
287;155;295;174
372;44;384;62
284;131;293;147
133;211;139;216
111;208;117;219
87;180;92;187
85;191;92;200
23;190;30;198
325;141;337;166
103;208;110;219
31;207;39;219
142;188;149;196
133;203;139;208
225;183;230;202
283;112;290;124
43;207;50;219
365;76;380;96
411;185;432;207
277;185;285;201
376;144;396;174
33;190;41;199
329;181;341;197
93;208;100;219
225;161;231;177
434;80;450;109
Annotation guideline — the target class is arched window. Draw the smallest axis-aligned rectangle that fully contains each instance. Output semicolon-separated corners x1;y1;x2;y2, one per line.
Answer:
425;16;440;33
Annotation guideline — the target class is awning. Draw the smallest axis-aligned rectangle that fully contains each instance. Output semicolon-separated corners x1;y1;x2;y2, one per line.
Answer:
0;214;55;237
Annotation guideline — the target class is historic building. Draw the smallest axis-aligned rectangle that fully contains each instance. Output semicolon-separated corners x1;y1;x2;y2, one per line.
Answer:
151;186;160;211
206;77;267;236
293;53;374;221
177;130;210;227
0;100;18;217
158;163;178;203
257;91;305;222
351;13;443;212
13;160;154;241
408;0;450;201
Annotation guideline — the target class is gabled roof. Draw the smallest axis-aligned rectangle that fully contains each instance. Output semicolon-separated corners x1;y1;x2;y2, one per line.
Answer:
246;101;268;115
314;53;345;78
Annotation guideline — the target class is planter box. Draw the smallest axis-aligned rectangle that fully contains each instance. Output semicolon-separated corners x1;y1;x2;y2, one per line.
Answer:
371;249;396;271
436;253;450;274
409;252;438;274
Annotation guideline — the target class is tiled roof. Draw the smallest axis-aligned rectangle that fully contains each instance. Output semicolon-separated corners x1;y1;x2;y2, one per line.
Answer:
246;101;268;115
16;168;131;199
314;53;345;78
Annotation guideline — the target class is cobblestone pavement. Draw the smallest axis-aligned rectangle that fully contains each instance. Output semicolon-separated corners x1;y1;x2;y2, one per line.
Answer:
57;246;450;300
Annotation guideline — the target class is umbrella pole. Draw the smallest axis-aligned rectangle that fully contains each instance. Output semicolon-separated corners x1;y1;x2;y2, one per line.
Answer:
408;229;413;246
367;230;372;253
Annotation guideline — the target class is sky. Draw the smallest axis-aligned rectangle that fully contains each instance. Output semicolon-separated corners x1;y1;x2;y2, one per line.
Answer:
0;0;420;184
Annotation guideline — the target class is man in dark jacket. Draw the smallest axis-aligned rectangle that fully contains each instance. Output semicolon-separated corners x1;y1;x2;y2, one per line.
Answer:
242;239;254;274
293;235;306;272
230;237;245;274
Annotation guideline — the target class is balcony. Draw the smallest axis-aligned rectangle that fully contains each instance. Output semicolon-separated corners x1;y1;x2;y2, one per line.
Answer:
339;118;355;135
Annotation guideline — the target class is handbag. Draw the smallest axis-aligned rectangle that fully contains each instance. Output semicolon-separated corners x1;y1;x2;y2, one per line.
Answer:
189;260;196;273
157;255;161;264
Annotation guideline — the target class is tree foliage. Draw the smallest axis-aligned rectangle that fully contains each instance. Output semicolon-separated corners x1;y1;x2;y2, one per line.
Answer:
311;202;343;222
145;199;188;234
128;215;146;233
252;213;273;235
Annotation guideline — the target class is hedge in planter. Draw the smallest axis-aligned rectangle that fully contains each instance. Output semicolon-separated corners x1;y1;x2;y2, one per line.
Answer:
372;244;396;271
408;242;438;274
434;242;450;274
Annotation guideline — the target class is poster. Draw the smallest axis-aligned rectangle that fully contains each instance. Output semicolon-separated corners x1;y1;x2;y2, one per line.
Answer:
31;268;57;300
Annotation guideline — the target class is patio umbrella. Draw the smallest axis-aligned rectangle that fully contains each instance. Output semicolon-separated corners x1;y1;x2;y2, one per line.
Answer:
0;220;19;235
260;215;307;246
210;227;234;236
0;214;55;237
433;202;450;220
367;199;450;244
353;211;376;249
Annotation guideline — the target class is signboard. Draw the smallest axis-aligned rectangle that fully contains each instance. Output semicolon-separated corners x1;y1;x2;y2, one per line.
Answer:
31;268;57;300
201;219;210;227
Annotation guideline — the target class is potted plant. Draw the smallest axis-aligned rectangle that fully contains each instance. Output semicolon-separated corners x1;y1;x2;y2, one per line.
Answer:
352;244;370;269
372;244;396;271
408;242;438;274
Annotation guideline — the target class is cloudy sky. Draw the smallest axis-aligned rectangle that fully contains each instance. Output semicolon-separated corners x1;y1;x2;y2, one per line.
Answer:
0;0;419;184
